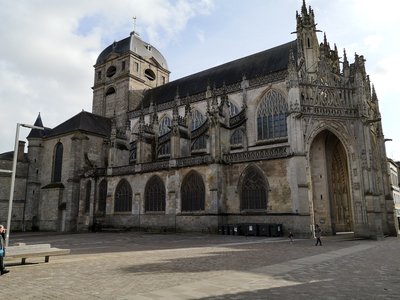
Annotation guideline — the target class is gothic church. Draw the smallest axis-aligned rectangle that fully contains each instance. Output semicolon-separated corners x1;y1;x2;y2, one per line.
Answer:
5;2;397;238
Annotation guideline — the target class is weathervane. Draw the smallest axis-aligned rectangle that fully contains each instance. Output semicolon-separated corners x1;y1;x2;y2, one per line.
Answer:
133;16;137;33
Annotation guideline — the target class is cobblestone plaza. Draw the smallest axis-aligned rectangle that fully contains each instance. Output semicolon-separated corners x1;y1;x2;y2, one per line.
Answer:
2;232;399;299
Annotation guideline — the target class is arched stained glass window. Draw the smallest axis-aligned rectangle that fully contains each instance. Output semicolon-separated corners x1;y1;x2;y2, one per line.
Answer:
85;181;91;213
230;129;243;145
159;116;171;135
229;101;239;117
181;171;205;211
52;142;63;182
114;179;132;212
158;116;171;156
257;90;288;140
240;167;268;210
191;110;205;130
192;135;207;151
158;142;170;156
98;179;107;213
145;176;166;212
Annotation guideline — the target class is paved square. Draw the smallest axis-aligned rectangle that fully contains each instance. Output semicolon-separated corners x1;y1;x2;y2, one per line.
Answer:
2;232;399;299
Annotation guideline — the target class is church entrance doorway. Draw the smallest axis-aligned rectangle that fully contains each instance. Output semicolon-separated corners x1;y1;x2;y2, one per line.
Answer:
310;130;353;234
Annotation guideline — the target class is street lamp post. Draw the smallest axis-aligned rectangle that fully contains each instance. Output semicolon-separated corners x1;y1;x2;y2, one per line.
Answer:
5;123;44;247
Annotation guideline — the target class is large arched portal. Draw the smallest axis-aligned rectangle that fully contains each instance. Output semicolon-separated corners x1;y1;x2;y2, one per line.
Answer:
309;130;353;234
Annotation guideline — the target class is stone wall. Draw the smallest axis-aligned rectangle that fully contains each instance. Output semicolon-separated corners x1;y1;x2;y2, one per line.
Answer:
0;149;29;231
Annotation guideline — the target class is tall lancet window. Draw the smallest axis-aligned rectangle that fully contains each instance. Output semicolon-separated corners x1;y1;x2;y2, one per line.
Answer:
229;101;239;116
52;142;63;182
181;171;205;211
257;90;288;140
159;116;171;135
158;116;171;156
191;110;207;151
240;166;268;210
191;110;205;130
145;176;166;212
114;179;132;212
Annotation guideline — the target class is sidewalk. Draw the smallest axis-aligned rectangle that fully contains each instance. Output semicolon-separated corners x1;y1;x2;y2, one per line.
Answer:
1;232;399;299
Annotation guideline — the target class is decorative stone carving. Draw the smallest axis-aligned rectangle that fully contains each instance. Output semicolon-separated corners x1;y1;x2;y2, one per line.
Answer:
223;146;289;163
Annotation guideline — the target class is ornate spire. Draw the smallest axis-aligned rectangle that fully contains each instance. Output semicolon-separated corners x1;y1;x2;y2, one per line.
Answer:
185;95;191;117
287;47;299;88
139;103;145;125
219;82;230;120
301;0;307;15
371;84;378;102
151;102;158;125
173;97;179;120
172;98;179;136
343;49;348;63
212;83;218;112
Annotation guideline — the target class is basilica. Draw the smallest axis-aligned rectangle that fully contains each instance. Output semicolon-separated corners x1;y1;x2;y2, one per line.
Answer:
2;2;397;239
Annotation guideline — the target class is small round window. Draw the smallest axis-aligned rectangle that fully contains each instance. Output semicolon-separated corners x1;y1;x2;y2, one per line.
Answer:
106;66;117;78
144;69;156;81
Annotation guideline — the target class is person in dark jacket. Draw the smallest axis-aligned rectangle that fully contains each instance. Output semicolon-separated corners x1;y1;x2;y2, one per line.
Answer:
314;224;322;246
0;224;10;275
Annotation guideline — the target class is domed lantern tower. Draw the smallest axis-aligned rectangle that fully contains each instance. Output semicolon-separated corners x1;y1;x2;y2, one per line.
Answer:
92;30;170;128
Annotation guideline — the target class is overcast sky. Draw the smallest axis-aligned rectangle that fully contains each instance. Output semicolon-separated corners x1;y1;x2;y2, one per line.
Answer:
0;0;399;161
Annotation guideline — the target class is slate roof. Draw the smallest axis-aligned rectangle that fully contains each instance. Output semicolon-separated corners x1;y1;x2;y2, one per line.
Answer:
27;113;51;139
96;32;168;69
45;111;111;138
0;151;28;161
0;151;14;160
139;40;297;110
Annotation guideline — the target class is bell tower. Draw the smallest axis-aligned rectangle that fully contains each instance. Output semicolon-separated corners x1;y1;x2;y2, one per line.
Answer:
296;0;320;77
92;31;170;129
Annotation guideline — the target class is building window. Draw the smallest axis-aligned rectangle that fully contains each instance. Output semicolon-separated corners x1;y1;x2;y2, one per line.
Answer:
230;129;243;145
52;142;63;182
85;181;91;214
162;76;166;85
159;116;171;135
97;71;102;80
135;62;139;72
121;61;126;71
145;69;156;81
114;179;132;212
129;141;137;163
145;176;166;212
98;179;107;214
181;171;205;211
158;142;170;157
106;87;116;96
192;135;207;151
158;116;171;156
229;102;239;117
240;167;268;210
257;90;287;140
191;110;205;130
106;66;117;78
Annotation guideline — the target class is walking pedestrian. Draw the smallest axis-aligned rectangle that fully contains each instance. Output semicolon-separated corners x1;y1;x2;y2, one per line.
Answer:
288;231;294;243
314;224;322;246
0;224;10;275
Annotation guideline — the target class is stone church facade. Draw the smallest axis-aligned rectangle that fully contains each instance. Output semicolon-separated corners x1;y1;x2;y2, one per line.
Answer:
4;2;396;239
